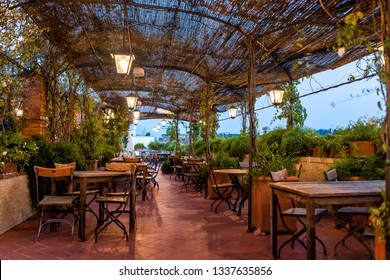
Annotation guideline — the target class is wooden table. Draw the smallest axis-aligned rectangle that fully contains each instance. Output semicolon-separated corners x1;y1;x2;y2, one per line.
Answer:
213;169;248;215
73;170;134;241
270;180;385;259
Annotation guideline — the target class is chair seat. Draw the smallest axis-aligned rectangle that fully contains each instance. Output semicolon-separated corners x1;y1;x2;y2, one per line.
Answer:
337;206;371;215
95;195;127;204
212;183;235;189
39;195;75;206
282;207;328;217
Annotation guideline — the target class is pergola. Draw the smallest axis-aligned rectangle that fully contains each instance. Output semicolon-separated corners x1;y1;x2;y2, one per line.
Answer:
17;0;390;259
17;0;382;120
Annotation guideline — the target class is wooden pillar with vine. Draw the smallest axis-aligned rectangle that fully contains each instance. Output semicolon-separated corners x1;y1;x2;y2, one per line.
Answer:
246;37;257;232
200;84;214;163
174;116;181;155
381;0;390;260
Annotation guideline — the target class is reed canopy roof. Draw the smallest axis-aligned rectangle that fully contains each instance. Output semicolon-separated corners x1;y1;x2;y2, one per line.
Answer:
18;0;382;121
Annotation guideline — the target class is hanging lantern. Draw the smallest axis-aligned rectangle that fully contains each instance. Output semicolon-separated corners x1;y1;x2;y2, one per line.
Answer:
133;109;141;120
161;119;167;126
228;106;238;119
126;95;138;110
133;118;139;125
111;51;135;75
269;86;285;105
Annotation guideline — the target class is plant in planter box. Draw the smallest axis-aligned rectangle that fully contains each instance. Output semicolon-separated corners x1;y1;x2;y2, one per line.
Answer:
255;139;298;177
0;132;39;172
330;155;385;180
370;191;390;244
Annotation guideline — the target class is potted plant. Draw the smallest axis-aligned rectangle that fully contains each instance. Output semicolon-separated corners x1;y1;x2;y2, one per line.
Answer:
370;191;390;259
0;132;38;174
341;117;381;157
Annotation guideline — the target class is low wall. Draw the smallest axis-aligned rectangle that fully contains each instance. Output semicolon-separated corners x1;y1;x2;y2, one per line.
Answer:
0;175;35;235
299;157;334;182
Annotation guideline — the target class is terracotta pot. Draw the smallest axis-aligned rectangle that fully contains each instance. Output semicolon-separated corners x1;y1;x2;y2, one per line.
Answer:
375;226;386;260
86;159;99;171
349;141;375;157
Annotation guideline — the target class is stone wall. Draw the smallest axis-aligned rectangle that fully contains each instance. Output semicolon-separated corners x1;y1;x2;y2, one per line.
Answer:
0;175;35;235
299;156;335;182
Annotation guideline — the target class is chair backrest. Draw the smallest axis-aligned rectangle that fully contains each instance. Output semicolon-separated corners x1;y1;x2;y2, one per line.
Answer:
293;163;303;178
270;168;289;182
34;166;75;203
324;169;338;181
55;162;76;169
124;157;141;163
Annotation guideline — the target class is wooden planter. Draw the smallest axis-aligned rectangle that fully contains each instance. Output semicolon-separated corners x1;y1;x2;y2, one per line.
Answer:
251;176;297;233
349;141;375;157
375;226;386;260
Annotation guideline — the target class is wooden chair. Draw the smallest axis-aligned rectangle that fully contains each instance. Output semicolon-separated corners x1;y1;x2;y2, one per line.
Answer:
55;162;99;222
94;164;137;242
34;166;77;241
271;168;327;258
325;169;373;258
208;165;235;213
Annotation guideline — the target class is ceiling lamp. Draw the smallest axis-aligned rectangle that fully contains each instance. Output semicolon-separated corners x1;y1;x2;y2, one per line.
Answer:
126;95;138;110
156;124;161;130
133;67;145;77
269;86;285;105
111;2;135;75
133;109;141;120
228;106;238;119
161;119;166;126
133;118;139;125
111;51;135;75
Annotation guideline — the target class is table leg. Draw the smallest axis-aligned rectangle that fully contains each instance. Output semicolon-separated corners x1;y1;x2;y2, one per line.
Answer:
271;188;278;259
306;199;316;260
129;177;136;232
78;178;87;242
141;166;147;201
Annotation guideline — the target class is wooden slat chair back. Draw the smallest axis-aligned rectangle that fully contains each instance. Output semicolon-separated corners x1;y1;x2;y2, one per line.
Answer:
94;164;137;242
124;157;141;163
55;162;99;222
34;166;76;241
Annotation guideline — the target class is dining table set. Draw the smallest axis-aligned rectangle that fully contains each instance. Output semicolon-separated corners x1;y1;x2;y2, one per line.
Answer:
73;157;153;241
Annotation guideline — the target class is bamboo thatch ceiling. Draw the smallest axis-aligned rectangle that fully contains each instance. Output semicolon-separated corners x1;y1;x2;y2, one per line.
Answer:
18;0;381;121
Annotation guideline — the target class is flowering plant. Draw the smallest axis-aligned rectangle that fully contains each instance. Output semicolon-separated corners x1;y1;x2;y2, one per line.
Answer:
370;191;390;244
0;132;39;172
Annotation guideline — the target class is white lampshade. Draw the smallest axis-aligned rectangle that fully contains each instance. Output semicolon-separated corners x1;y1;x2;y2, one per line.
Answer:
126;96;138;109
156;124;161;130
133;118;139;125
15;108;23;117
111;52;135;75
228;106;238;119
133;109;141;120
269;86;285;105
161;119;166;126
133;67;145;77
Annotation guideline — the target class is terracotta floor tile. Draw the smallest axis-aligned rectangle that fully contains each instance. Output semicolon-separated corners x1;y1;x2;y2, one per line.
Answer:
0;173;375;260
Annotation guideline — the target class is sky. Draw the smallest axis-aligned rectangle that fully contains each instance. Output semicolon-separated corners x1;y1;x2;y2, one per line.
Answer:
132;57;384;138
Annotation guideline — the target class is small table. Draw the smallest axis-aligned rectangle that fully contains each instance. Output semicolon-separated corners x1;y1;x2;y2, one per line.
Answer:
213;169;248;215
270;180;384;259
73;170;134;241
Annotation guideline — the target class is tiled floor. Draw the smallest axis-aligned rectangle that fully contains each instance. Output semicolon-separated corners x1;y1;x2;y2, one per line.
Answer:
0;173;375;260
